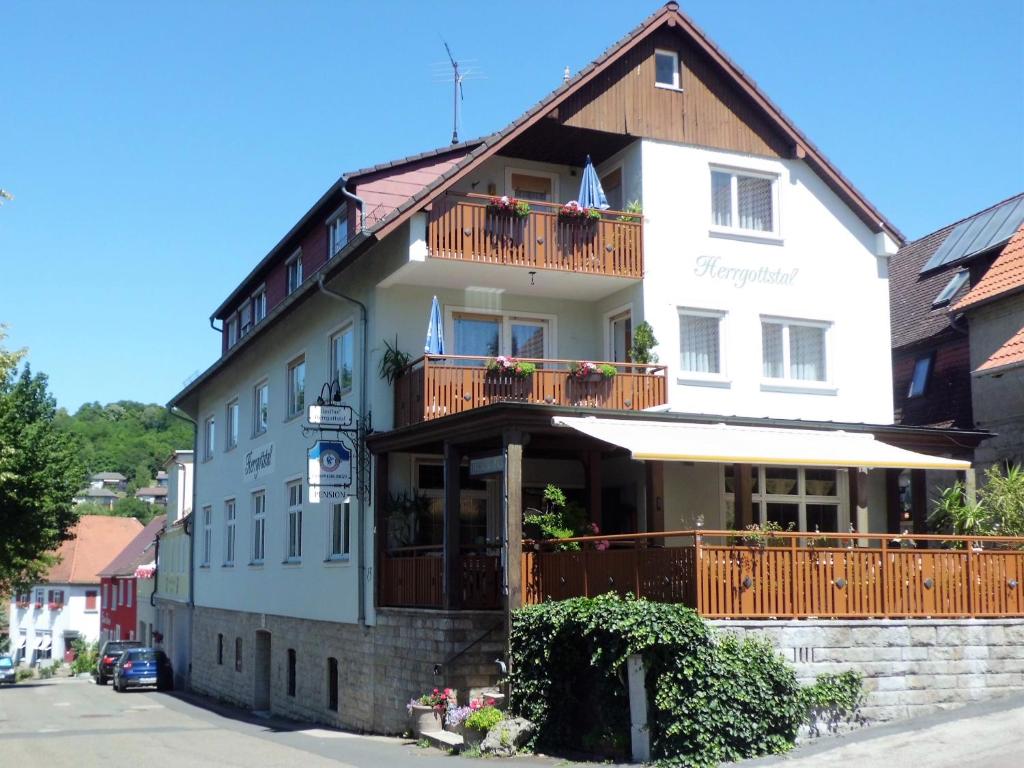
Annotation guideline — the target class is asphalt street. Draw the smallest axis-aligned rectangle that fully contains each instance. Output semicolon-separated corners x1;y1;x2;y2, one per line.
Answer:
0;676;573;768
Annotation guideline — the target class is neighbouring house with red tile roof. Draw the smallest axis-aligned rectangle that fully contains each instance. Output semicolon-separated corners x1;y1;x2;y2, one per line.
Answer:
7;515;143;665
98;515;167;644
950;223;1024;469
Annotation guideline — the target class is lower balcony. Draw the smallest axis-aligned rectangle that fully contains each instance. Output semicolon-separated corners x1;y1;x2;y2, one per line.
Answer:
393;355;668;428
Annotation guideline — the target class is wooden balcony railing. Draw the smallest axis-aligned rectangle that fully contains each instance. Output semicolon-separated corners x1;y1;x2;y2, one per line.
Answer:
522;530;1024;619
427;192;643;278
378;547;502;610
393;354;668;428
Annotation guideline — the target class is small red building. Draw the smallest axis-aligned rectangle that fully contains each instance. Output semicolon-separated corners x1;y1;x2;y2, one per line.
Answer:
98;516;166;643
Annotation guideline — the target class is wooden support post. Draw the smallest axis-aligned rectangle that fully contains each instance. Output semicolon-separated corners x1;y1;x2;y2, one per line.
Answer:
646;462;664;545
910;469;928;536
848;468;869;545
587;450;603;531
504;432;524;612
964;467;978;506
443;442;462;610
374;452;389;610
884;468;902;534
734;464;753;529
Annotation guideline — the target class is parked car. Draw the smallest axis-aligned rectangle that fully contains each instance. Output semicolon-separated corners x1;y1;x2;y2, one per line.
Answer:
0;655;16;684
95;639;143;685
112;648;173;693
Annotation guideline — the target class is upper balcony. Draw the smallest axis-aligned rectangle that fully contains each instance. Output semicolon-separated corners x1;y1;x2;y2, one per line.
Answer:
394;354;667;429
427;191;643;280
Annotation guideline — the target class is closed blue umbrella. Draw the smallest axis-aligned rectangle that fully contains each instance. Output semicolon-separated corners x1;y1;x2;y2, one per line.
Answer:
577;155;609;210
424;295;445;355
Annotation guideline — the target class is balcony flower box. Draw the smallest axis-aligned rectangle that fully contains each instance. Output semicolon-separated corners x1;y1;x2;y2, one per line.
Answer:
15;601;30;609
568;361;617;381
486;195;531;219
33;602;43;610
558;200;601;223
486;357;536;378
47;602;63;611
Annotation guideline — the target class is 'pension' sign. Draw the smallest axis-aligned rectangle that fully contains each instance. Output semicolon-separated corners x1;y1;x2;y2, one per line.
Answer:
243;443;275;482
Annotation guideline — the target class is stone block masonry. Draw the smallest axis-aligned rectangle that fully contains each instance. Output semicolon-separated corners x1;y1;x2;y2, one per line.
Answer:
713;618;1024;724
191;606;505;734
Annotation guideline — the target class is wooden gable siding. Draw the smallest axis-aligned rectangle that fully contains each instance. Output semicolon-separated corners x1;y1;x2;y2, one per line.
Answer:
893;335;974;429
560;29;788;158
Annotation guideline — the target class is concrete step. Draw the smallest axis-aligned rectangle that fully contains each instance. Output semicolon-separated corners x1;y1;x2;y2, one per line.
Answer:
421;729;464;752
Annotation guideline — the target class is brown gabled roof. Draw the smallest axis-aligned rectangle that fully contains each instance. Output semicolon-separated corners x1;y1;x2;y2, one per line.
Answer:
890;195;1024;351
135;486;168;498
953;224;1024;312
977;325;1024;374
97;515;167;578
364;1;902;245
44;515;143;585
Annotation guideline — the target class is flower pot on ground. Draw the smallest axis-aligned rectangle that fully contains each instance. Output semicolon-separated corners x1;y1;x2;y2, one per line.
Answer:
464;704;503;746
408;703;439;736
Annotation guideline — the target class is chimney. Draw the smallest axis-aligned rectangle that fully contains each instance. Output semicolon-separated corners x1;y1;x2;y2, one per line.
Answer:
563;66;570;84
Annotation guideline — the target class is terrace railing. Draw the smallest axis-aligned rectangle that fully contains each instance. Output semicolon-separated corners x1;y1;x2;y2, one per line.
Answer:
378;545;502;610
427;192;643;278
522;530;1024;619
393;354;668;428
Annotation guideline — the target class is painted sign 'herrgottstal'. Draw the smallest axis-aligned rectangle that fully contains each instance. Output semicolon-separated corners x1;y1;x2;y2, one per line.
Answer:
243;442;274;482
694;255;799;288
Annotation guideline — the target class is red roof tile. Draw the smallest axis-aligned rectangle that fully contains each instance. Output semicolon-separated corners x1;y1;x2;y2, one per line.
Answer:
976;325;1024;374
954;224;1024;312
44;515;143;585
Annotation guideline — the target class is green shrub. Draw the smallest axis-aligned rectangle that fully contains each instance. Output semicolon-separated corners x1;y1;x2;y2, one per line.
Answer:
16;667;34;682
70;638;99;675
465;705;503;733
38;664;56;679
798;670;864;735
508;594;804;767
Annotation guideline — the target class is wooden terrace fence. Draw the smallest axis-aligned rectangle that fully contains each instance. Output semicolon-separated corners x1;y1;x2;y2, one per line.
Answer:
522;530;1024;619
378;547;502;610
393;354;668;428
427;191;644;278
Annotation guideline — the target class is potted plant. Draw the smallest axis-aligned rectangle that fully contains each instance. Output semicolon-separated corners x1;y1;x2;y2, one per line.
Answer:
629;321;659;371
407;687;452;737
486;356;536;378
487;195;531;219
378;336;412;385
568;361;615;382
462;702;503;747
558;200;602;223
617;199;643;222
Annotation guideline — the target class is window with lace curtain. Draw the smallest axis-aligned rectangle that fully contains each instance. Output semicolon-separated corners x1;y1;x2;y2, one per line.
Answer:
761;318;829;383
678;309;726;379
710;168;778;235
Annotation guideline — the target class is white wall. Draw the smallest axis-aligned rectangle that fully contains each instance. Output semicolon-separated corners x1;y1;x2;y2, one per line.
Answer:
640;140;893;424
7;584;100;663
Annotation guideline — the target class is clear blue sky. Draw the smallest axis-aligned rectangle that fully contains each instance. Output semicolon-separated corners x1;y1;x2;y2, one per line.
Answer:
1;1;1021;412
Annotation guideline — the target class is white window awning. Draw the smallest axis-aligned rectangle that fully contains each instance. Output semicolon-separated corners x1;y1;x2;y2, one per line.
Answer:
39;636;52;650
552;416;970;471
15;636;26;649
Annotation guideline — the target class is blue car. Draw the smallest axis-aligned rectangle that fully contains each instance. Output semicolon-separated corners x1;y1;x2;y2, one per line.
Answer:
112;648;173;693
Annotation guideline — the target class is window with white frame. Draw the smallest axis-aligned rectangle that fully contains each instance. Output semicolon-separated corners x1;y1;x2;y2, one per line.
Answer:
678;309;725;376
226;400;239;450
329;500;350;559
451;311;550;362
723;465;845;533
286;480;302;561
252;288;267;324
711;168;777;234
201;505;212;567
761;318;829;383
329;207;348;257
224;499;236;566
286;250;303;295
254;381;269;435
227;316;238;348
251;491;266;563
654;49;680;89
287;356;305;418
331;326;354;394
203;416;215;462
239;302;253;336
126;581;133;608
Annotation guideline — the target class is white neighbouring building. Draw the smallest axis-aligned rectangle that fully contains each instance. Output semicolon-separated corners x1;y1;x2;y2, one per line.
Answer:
153;450;194;690
8;515;142;665
169;2;982;734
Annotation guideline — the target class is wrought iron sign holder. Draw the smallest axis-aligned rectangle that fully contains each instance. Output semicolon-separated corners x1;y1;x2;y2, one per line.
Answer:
302;382;372;504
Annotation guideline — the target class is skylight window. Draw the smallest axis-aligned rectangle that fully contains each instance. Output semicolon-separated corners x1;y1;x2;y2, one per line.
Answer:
932;270;969;308
907;355;933;398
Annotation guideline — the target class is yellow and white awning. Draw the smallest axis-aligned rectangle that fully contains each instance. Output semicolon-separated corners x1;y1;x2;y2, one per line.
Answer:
552;416;970;470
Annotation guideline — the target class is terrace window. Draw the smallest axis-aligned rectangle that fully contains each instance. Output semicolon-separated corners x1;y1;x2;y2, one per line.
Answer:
724;465;844;533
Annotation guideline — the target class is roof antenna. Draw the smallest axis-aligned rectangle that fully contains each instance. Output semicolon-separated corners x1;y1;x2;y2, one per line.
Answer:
443;40;463;145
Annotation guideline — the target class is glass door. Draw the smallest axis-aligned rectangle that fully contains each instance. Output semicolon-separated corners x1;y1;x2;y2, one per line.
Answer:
609;310;631;363
509;319;547;360
453;313;501;365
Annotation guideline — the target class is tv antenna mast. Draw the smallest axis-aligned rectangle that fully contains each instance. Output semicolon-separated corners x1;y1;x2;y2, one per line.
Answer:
443;40;463;145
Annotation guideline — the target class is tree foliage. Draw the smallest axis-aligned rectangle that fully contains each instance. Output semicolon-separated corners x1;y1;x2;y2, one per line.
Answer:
54;400;193;489
0;328;86;593
930;464;1024;538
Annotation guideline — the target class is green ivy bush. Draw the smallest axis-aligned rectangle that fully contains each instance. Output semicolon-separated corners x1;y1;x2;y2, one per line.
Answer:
508;594;808;767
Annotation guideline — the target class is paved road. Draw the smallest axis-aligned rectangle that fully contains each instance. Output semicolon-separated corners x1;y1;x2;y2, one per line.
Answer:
0;676;573;768
733;692;1024;768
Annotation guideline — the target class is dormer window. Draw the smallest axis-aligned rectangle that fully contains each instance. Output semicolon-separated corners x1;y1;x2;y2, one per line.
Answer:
286;250;303;295
226;316;238;348
239;302;253;337
328;206;348;257
252;288;267;323
655;49;680;90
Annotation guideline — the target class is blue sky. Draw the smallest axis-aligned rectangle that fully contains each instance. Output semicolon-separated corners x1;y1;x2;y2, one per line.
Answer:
1;1;1021;412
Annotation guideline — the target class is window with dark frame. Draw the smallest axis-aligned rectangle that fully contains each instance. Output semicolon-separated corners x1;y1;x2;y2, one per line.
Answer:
287;648;297;697
235;637;242;672
327;657;339;711
217;633;224;665
907;355;933;398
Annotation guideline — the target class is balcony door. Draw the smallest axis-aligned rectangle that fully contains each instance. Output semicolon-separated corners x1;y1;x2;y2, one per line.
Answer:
609;309;632;363
506;169;558;203
452;312;550;363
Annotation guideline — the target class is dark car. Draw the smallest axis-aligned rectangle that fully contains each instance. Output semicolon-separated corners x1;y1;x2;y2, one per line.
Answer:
96;639;143;685
0;655;15;684
112;648;173;693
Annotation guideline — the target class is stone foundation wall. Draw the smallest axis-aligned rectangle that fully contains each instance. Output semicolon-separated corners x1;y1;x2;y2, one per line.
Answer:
191;605;504;734
713;618;1024;723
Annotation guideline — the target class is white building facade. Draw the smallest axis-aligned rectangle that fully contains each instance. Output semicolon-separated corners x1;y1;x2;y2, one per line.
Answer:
8;584;100;665
154;450;194;689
